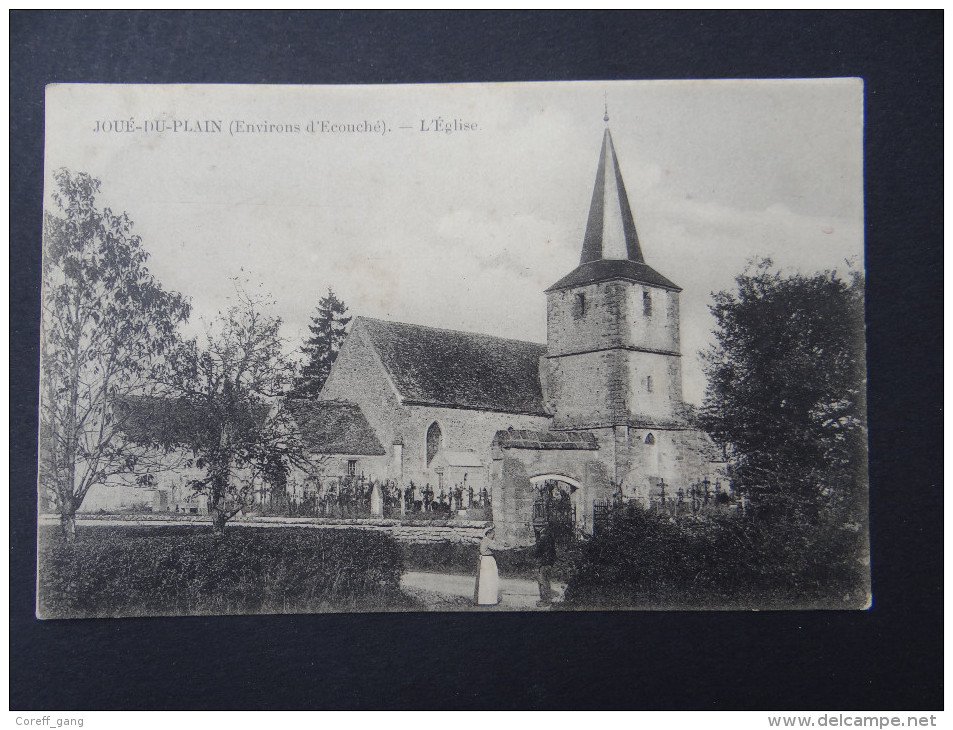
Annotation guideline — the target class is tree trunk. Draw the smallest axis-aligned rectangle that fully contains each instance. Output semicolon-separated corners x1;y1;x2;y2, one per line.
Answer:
208;474;228;537
210;505;227;536
60;511;77;543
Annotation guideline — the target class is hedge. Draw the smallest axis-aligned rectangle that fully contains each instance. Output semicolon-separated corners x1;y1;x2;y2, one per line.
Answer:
561;507;870;610
37;526;409;618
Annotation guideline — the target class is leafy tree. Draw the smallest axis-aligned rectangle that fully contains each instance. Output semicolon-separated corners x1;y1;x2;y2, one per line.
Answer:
40;169;191;541
562;260;870;610
160;282;323;535
293;289;351;397
701;258;867;523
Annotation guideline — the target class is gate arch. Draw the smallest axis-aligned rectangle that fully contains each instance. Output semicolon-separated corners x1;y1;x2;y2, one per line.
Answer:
529;474;586;546
529;474;583;491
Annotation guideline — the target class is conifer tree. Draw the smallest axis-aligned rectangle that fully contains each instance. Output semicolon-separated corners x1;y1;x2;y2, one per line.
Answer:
294;289;351;397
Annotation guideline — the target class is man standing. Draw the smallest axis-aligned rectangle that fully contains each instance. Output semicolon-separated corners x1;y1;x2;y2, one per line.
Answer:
535;523;557;608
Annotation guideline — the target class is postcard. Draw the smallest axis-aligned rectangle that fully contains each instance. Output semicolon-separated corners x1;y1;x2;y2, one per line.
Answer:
37;80;868;617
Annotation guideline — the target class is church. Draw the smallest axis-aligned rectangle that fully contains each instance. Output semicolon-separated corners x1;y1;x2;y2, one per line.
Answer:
291;122;724;545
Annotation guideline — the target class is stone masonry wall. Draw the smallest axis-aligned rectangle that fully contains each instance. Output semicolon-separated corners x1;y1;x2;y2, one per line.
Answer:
621;283;680;354
393;403;550;490
612;426;725;504
547;281;680;357
319;322;405;451
544;349;622;429
491;446;612;546
52;513;489;544
546;280;626;356
319;320;551;488
623;349;684;426
546;279;683;430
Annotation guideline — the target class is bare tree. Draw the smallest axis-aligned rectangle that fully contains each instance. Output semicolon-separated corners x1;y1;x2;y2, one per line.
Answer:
40;169;190;541
161;282;323;535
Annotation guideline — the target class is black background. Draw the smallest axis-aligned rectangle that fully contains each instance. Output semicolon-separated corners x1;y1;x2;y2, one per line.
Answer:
10;11;943;710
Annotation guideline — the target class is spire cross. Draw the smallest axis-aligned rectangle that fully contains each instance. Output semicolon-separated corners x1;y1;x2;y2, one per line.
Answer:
603;92;609;124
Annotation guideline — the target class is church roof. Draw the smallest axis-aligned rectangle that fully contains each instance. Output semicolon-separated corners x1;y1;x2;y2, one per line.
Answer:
285;399;386;456
546;258;681;293
547;127;680;293
493;428;600;451
356;317;550;416
115;395;270;446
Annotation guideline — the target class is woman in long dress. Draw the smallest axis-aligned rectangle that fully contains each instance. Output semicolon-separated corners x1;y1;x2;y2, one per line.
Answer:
474;526;501;606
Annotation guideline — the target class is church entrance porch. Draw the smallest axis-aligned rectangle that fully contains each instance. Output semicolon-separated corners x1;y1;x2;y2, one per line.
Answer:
490;429;610;547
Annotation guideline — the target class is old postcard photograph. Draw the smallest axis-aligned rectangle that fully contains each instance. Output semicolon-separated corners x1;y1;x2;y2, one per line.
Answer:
37;80;868;617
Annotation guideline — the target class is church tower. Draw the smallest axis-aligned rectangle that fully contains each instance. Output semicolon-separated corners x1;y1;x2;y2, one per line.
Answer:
544;122;685;434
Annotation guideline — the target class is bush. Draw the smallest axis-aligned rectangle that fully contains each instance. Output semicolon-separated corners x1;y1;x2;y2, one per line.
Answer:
399;541;567;581
400;541;479;575
37;526;410;618
562;507;869;610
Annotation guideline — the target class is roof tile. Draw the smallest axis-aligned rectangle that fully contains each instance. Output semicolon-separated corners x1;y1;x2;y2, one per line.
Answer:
357;317;550;416
286;399;386;456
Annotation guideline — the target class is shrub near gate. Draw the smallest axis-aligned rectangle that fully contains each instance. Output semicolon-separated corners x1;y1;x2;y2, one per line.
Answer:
561;506;869;609
37;526;408;618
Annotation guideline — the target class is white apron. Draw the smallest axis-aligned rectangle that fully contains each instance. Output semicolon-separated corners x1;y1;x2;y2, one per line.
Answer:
475;555;500;606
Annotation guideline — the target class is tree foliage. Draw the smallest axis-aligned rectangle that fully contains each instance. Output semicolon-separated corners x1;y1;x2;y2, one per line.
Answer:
701;258;867;522
37;526;408;618
562;505;869;609
160;282;322;534
293;289;351;398
40;169;191;541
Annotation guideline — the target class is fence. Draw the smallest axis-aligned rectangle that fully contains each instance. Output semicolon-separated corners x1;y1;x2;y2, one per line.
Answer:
593;478;739;534
261;475;492;522
531;492;578;549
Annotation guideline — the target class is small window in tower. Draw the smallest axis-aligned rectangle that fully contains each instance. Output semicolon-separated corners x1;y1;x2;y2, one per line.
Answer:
644;433;656;446
574;292;587;318
347;459;358;476
646;375;653;393
643;291;653;317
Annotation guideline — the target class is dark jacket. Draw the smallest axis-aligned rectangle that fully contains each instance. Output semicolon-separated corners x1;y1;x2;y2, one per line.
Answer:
535;527;557;566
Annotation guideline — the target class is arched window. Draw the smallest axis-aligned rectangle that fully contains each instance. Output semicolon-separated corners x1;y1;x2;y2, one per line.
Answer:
644;433;656;445
646;375;653;393
426;422;442;466
643;291;653;316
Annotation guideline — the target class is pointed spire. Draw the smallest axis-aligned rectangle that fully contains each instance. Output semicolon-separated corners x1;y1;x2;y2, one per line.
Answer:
579;128;645;265
546;122;680;295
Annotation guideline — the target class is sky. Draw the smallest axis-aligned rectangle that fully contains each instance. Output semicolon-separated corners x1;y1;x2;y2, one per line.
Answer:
43;80;864;405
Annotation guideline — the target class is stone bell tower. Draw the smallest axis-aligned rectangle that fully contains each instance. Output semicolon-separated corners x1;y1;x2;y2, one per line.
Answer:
544;121;686;434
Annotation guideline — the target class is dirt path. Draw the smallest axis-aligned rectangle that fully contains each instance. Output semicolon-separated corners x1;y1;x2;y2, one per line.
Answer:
400;570;567;611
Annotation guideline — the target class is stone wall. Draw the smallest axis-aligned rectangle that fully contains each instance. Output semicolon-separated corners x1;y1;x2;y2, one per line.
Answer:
546;348;624;429
290;454;391;489
547;280;680;356
320;320;551;488
547;280;626;356
622;349;684;426
545;279;684;430
490;443;611;546
395;403;551;489
44;513;489;545
319;321;405;453
621;282;680;354
612;426;726;503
